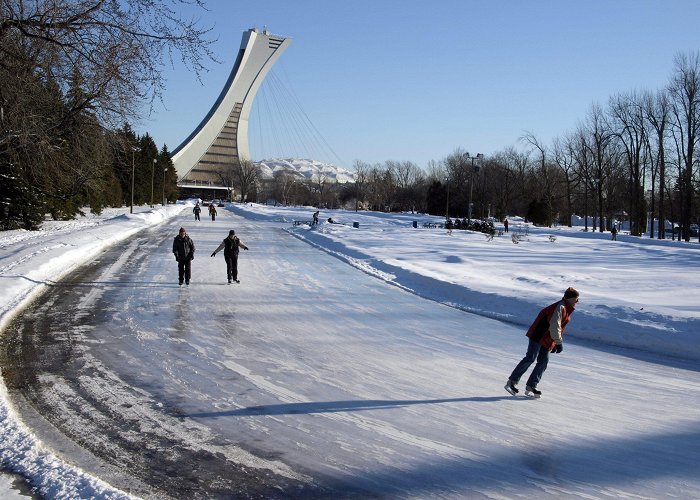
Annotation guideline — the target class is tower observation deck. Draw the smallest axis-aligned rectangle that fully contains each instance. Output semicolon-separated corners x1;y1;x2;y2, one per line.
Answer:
172;28;292;189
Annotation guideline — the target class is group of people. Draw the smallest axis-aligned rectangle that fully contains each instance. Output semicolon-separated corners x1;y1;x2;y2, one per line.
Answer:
172;227;249;286
178;206;581;399
192;202;218;221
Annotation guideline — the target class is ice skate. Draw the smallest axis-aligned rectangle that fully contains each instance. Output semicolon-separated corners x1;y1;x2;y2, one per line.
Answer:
504;380;519;395
525;385;541;398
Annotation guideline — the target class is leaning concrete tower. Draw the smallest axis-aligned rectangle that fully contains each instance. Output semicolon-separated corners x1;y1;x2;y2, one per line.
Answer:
172;28;292;187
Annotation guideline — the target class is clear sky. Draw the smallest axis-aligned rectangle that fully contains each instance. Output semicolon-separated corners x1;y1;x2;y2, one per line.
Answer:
139;0;700;169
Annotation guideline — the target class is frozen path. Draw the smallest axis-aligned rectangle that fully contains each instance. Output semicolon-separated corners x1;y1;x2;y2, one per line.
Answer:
3;210;699;498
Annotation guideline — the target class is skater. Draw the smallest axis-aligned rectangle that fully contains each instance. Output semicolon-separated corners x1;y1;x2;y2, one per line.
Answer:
503;218;509;233
172;227;195;286
211;229;249;284
193;203;201;221
611;225;618;240
209;203;217;221
505;287;579;398
312;210;319;225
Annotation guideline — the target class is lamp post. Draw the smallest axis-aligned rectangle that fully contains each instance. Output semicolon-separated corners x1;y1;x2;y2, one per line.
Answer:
162;165;166;206
466;153;484;225
130;146;140;214
151;158;156;208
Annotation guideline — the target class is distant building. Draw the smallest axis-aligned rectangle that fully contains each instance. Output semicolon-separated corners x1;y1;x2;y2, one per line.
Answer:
172;28;292;192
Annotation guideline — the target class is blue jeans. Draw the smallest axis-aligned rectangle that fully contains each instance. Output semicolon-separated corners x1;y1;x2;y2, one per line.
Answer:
509;338;550;388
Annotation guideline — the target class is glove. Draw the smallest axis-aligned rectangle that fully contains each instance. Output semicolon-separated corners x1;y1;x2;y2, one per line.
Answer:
211;252;216;257
552;344;563;354
174;255;179;261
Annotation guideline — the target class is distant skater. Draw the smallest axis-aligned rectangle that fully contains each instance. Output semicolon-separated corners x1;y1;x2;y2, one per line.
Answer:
611;226;618;240
193;203;201;221
313;210;319;225
209;204;217;221
211;229;249;284
172;227;195;286
505;287;579;398
503;218;509;232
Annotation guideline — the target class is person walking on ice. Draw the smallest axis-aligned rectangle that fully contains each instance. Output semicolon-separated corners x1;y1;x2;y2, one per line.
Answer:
172;227;195;286
211;229;249;284
505;287;579;398
193;203;201;221
209;203;217;221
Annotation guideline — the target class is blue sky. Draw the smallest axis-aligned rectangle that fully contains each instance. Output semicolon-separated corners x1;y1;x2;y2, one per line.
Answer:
140;0;700;169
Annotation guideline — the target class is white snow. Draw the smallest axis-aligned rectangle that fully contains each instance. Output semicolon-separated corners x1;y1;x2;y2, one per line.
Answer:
256;158;356;183
0;202;698;498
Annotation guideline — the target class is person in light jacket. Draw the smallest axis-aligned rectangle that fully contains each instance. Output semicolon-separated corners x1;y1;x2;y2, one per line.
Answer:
211;229;249;284
172;227;195;286
505;287;579;398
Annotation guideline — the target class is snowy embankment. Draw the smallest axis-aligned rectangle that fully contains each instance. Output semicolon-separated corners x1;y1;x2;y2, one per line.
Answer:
0;203;187;499
231;203;700;362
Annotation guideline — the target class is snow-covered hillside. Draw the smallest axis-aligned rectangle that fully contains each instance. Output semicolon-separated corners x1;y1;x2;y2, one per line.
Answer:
256;158;356;183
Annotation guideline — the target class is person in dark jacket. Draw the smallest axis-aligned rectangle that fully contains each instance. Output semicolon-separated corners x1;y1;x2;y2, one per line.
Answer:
208;204;217;221
211;229;249;284
505;287;579;398
172;227;195;286
193;203;201;221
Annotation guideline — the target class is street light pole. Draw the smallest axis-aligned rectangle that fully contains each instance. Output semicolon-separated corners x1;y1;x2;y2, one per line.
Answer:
466;153;484;225
162;165;166;206
130;147;138;214
151;158;156;208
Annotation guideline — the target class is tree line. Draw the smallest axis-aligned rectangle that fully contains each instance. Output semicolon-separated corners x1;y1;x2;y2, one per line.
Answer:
1;0;214;229
262;52;699;242
2;2;698;242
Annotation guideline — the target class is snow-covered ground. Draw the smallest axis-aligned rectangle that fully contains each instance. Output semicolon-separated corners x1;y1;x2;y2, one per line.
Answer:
238;203;700;361
0;202;698;498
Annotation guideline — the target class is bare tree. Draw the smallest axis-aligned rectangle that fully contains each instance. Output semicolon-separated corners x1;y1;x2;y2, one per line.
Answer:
552;133;579;227
234;159;260;202
668;51;700;242
1;0;215;125
272;170;297;205
583;104;615;232
609;91;648;235
642;89;671;238
520;131;555;226
352;160;370;211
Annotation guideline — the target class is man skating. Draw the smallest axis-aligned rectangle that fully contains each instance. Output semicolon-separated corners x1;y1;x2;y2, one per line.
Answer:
505;287;579;398
193;203;201;221
172;227;195;286
211;229;249;284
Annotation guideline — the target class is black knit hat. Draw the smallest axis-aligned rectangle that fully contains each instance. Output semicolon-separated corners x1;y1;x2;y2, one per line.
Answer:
229;229;235;236
563;287;579;299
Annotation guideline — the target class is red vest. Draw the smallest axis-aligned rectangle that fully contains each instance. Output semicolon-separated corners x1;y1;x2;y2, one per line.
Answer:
526;300;574;350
